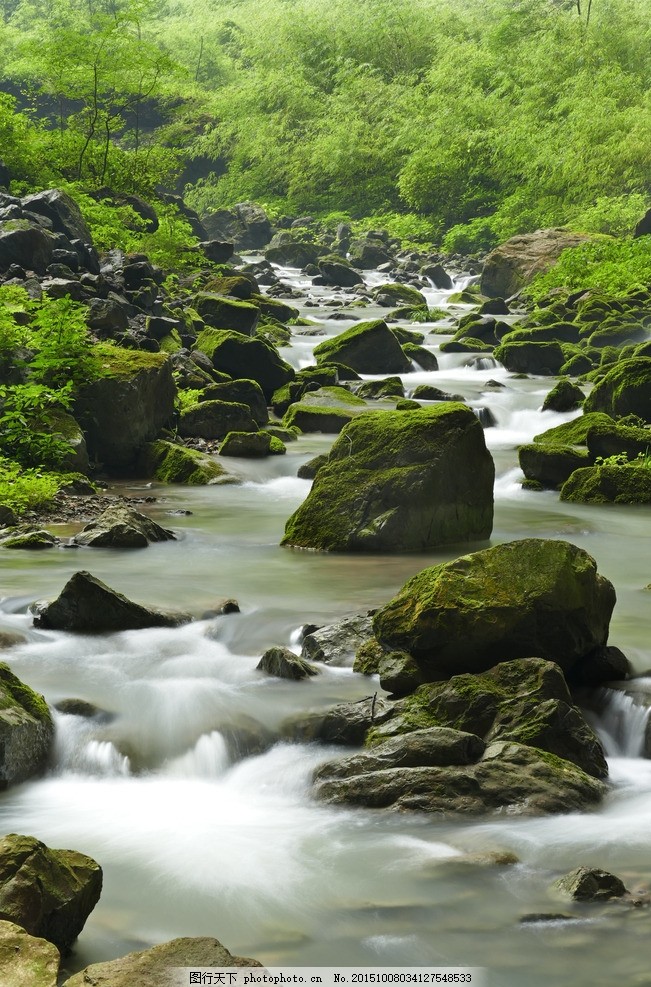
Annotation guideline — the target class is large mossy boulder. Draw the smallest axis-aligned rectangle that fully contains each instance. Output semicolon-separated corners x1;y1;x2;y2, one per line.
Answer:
73;504;175;548
0;664;53;788
480;230;591;298
178;399;257;439
586;421;651;462
193;293;260;335
560;464;651;504
201;378;269;425
65;935;261;987
534;412;614;447
34;571;190;633
75;348;175;470
194;328;294;398
494;340;565;375
583;357;651;421
518;443;589;489
313;319;412;374
137;440;237;485
0;833;102;954
281;403;360;433
372;539;615;678
281;404;494;552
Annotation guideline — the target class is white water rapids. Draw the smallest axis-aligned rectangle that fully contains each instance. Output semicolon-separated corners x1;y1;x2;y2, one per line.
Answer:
1;264;651;986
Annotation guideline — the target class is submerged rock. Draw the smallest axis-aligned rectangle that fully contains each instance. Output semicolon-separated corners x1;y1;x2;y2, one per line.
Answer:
553;867;628;902
372;539;615;679
63;935;261;986
33;571;190;633
281;405;494;552
73;504;175;548
0;833;102;954
0;663;53;788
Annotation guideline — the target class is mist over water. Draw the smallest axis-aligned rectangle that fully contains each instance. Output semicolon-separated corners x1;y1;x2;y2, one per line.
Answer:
1;264;651;986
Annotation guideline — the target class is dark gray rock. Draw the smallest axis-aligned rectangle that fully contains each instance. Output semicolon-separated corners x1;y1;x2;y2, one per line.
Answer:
73;504;175;548
256;646;319;680
0;664;53;788
301;615;374;667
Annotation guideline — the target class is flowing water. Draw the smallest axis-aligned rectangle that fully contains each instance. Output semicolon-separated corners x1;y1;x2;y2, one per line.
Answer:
1;264;651;986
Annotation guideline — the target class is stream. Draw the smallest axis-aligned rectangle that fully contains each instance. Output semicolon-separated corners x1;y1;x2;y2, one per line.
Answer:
1;263;651;986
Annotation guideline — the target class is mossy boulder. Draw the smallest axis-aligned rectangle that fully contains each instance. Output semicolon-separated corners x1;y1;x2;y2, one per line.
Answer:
553;867;628;902
193;293;260;335
265;241;321;267
256;646;318;680
0;833;102;954
372;283;428;308
586;421;651;462
282;696;393;746
1;529;57;550
137;440;237;485
402;342;440;370
200;378;268;425
314;740;605;816
301;614;374;667
583;357;651;421
560;464;651;504
281;405;494;552
34;571;190;633
372;539;615;678
317;260;364;287
533;412;614;446
250;293;299;323
73;504;175;548
518;443;589;489
281;403;359;433
219;431;286;457
313;319;412;374
0;664;53;788
178;399;257;440
65;935;261;986
194;329;294;399
354;377;405;400
298;385;367;409
494;340;565;375
542;379;585;413
75;348;175;470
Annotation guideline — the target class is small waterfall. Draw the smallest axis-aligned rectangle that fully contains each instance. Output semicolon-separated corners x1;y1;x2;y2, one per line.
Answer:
592;688;651;758
162;730;230;778
53;713;131;777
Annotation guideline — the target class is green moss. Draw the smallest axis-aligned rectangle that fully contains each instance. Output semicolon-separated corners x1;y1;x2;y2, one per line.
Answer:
158;330;183;354
560;463;651;504
282;403;359;432
0;662;51;724
353;638;385;675
584;357;651;421
94;343;168;379
534;412;615;446
137;439;236;485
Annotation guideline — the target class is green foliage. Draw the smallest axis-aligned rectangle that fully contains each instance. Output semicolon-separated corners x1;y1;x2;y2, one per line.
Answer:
175;388;203;412
0;385;72;467
526;238;651;300
0;458;62;515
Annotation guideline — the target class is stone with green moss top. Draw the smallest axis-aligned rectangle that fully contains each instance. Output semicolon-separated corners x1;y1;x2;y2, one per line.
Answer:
193;292;260;335
282;403;359;434
583;357;651;421
201;378;268;425
560;463;651;504
282;404;494;552
1;528;57;550
313;319;412;374
373;539;615;678
542;379;585;413
586;421;651;462
137;440;237;485
533;412;614;446
0;918;60;986
0;662;53;787
402;342;440;370
194;328;294;399
354;377;405;401
518;443;589;489
178;399;257;440
494;340;565;375
219;431;285;457
158;330;183;354
372;283;427;308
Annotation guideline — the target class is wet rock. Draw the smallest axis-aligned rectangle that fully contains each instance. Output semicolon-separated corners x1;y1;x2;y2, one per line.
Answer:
0;833;102;954
73;504;175;548
219;430;285;457
542;379;585;412
402;343;439;371
64;935;261;986
560;464;651;504
257;646;319;680
193;293;260;335
297;453;328;479
494;340;566;376
201;378;269;425
553;867;628;902
372;282;427;308
301;614;374;667
0;919;59;986
373;539;615;679
0;630;27;649
0;663;53;788
54;698;108;718
354;377;405;400
421;263;453;289
313;319;412;374
519;913;576;924
283;695;392;746
282;403;359;433
568;645;631;687
317;260;364;287
586;420;651;462
194;328;294;399
518;443;589;489
0;528;58;550
282;405;494;552
33;571;191;633
583;357;651;422
178;399;258;440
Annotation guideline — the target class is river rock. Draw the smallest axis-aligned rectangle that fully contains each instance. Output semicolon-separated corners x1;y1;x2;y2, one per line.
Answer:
193;293;260;335
372;539;615;678
73;504;175;548
542;379;585;412
314;740;605;815
178;399;258;439
372;283;428;308
586;420;651;462
518;443;589;489
137;440;237;485
0;663;53;787
368;657;607;779
219;430;285;456
282;403;359;433
201;378;269;425
534;412;615;447
0;833;102;954
553;867;628;902
560;464;651;504
301;615;374;667
64;935;261;987
281;404;494;552
74;349;175;469
494;340;566;375
318;260;364;287
194;328;294;398
33;571;190;633
0;919;59;986
256;646;318;680
583;357;651;421
283;696;392;746
480;229;591;298
313;319;412;374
